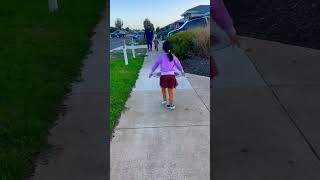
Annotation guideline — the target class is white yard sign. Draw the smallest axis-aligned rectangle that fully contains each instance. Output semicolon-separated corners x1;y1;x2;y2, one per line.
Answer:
131;38;136;58
48;0;59;12
123;40;128;65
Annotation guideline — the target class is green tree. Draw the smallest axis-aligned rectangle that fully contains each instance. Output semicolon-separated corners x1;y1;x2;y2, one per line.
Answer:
115;18;123;30
143;18;154;31
156;27;160;33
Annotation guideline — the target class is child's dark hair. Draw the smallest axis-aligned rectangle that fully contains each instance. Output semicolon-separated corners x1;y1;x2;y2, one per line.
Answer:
163;41;173;61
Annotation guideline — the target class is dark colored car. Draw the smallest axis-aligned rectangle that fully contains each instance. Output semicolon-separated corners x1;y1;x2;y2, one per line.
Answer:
111;30;126;38
167;16;209;37
133;31;144;42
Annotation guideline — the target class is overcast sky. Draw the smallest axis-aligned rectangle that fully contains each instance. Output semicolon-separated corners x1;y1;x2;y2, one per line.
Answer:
110;0;210;29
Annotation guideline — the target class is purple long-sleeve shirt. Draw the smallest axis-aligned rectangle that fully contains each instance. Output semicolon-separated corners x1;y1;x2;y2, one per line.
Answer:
150;53;184;75
211;0;236;36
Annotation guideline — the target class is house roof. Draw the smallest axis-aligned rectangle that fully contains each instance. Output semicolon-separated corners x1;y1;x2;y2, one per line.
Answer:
181;5;210;16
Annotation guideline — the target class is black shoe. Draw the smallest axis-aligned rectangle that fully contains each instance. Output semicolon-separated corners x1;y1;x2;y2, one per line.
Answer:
167;104;175;110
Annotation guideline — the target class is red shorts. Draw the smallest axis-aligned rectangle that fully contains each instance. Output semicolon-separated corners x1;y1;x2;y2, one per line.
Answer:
160;75;178;88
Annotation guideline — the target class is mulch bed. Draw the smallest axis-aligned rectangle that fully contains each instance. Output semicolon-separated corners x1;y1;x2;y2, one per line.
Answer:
224;0;320;49
181;56;210;77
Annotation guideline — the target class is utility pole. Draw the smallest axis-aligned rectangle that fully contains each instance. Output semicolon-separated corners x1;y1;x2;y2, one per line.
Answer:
48;0;59;12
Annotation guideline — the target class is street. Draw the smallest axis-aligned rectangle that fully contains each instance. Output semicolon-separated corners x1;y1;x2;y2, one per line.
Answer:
110;35;133;50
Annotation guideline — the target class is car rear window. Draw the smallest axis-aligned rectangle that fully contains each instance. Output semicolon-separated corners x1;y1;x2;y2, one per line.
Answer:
184;18;207;30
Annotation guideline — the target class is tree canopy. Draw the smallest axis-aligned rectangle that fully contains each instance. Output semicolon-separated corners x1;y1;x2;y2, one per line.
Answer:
115;18;123;30
156;27;160;33
143;18;154;31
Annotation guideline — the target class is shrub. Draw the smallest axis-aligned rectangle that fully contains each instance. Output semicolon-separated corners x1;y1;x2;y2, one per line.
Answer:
191;26;210;58
166;31;195;60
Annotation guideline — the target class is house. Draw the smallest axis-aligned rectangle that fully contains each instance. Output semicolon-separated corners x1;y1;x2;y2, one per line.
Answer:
165;5;210;31
157;5;210;37
181;5;210;21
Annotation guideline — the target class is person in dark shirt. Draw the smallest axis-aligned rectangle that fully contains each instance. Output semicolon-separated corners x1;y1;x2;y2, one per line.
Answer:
144;25;154;51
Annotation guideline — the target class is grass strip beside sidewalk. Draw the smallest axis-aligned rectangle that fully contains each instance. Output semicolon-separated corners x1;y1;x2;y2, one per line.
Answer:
110;51;145;130
110;48;147;60
0;0;105;179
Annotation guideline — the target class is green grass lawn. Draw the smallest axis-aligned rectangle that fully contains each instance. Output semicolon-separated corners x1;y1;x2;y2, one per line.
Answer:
110;51;145;130
0;0;105;179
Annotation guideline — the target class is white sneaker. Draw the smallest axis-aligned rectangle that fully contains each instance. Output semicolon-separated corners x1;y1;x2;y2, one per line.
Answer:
161;99;167;105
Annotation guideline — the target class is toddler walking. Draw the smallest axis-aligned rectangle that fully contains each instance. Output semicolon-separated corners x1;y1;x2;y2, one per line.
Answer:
153;38;159;51
149;41;185;110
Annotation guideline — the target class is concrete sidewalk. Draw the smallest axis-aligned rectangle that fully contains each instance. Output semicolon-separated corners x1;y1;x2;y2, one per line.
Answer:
31;9;109;180
111;50;210;179
212;37;320;179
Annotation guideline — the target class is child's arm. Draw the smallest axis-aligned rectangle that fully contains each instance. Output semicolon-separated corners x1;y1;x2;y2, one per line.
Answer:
149;57;161;77
212;0;236;36
173;56;185;75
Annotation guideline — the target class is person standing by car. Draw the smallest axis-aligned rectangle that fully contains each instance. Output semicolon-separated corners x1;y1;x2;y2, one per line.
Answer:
144;25;154;51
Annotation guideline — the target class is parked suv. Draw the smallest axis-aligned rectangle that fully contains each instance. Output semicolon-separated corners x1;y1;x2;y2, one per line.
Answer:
111;30;126;38
133;31;144;42
167;16;209;37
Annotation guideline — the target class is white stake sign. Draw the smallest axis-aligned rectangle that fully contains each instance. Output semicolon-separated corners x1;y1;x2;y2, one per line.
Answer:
131;38;136;58
123;40;128;65
48;0;59;12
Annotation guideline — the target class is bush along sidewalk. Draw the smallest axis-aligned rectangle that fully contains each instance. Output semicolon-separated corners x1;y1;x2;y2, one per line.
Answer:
0;0;106;179
166;27;210;77
166;31;195;60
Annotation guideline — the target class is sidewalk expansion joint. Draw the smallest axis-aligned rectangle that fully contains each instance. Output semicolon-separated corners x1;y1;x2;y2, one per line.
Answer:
245;51;320;161
115;124;209;130
192;87;210;112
